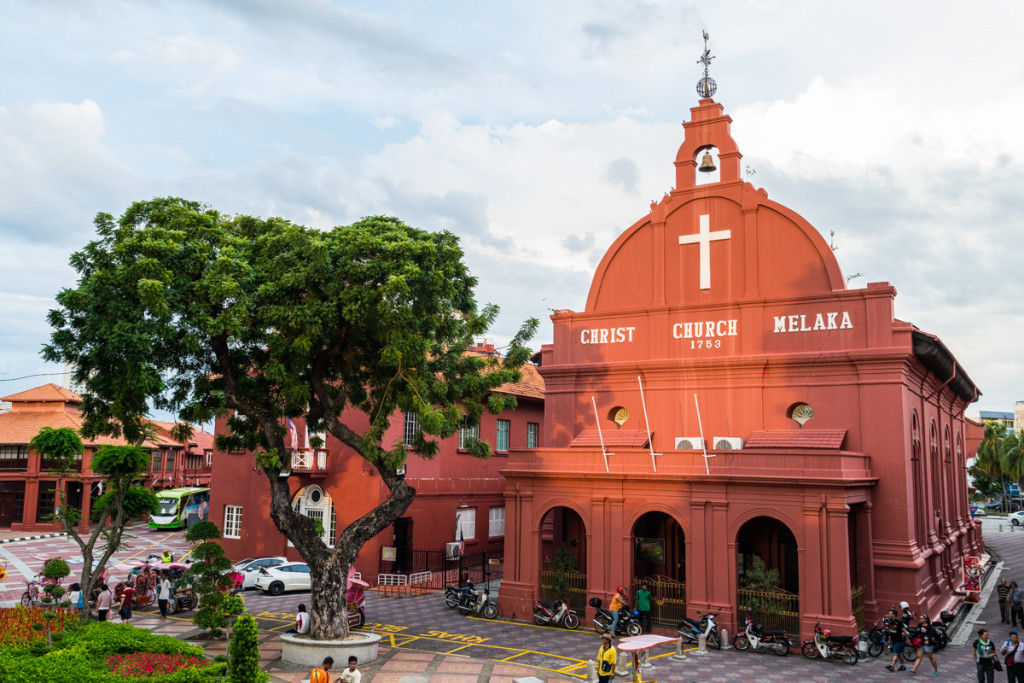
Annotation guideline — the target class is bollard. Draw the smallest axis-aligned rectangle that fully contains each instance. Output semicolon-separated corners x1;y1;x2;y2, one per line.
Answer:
720;628;732;650
585;659;598;683
615;651;630;677
640;648;654;670
693;633;709;655
673;638;689;661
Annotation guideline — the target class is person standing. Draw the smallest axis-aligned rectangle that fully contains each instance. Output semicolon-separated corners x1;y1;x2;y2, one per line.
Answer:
597;634;617;683
338;655;361;683
1013;583;1024;628
608;586;627;636
634;581;652;634
96;584;112;621
910;614;939;675
119;583;135;625
309;656;333;683
976;628;998;683
885;609;907;672
1002;630;1024;683
1000;579;1012;624
157;571;172;619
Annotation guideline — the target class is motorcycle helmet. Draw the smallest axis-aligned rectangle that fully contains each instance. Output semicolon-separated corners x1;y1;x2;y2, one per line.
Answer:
633;609;640;616
617;585;625;593
823;629;832;638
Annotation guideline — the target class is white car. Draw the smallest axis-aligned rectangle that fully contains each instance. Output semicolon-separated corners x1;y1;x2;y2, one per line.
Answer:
1009;511;1024;526
254;561;312;595
234;556;287;590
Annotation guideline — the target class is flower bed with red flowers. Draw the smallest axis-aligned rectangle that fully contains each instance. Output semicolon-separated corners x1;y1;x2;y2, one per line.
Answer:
0;606;79;647
105;652;209;678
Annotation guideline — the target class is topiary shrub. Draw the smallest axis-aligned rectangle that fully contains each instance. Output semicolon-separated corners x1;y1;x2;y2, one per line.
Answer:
228;613;268;682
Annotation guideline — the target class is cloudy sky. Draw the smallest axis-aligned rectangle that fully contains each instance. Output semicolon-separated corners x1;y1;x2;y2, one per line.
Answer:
1;0;1022;414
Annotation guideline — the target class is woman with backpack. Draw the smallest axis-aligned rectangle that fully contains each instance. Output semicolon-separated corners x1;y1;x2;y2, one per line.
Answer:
910;614;939;675
976;628;998;683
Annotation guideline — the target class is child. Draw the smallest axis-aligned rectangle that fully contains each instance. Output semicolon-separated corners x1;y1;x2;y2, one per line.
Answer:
338;655;361;683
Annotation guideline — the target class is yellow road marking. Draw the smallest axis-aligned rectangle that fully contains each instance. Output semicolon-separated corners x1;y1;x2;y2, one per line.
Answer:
120;533;175;562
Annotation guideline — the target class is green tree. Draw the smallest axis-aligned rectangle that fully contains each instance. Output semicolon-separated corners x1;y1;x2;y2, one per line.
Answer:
44;198;537;640
228;613;268;683
29;428;157;618
975;421;1024;513
184;521;241;639
548;543;577;603
739;555;786;615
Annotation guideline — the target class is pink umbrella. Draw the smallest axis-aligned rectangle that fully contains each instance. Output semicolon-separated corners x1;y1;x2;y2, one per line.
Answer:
615;634;678;683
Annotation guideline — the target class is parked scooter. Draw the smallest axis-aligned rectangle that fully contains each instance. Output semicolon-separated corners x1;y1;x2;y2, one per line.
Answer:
457;584;498;619
533;598;580;629
589;597;642;637
444;582;475;609
677;612;721;649
733;615;791;656
801;622;858;665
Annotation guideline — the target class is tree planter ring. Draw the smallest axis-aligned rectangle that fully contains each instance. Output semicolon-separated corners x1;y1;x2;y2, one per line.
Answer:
280;631;382;668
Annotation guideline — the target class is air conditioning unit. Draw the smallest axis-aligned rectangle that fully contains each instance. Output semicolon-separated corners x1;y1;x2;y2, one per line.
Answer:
445;542;461;560
713;437;744;450
675;437;704;450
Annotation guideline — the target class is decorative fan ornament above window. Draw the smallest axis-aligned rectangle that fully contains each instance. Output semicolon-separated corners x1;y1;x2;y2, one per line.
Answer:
790;403;815;426
612;408;630;427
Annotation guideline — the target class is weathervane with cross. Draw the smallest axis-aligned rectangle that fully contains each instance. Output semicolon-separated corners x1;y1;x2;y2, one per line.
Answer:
697;30;717;99
679;214;730;290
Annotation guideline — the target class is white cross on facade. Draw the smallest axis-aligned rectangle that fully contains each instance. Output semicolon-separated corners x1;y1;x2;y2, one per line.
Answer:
678;213;731;290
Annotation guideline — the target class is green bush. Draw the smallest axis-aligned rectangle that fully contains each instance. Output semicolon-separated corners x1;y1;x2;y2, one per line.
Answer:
228;613;268;683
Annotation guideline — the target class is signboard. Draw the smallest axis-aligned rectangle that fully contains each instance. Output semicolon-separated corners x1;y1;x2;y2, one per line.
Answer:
634;537;665;563
381;546;397;562
962;556;982;597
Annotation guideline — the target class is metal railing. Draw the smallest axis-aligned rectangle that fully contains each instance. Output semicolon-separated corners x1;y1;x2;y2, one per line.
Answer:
851;585;866;632
539;568;588;613
634;575;687;627
737;587;800;635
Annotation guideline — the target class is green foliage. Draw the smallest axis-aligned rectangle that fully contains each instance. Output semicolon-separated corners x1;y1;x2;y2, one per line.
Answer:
0;621;224;682
184;521;222;544
43;558;71;581
739;556;787;615
183;521;239;638
228;613;268;683
29;427;83;468
974;421;1024;512
548;543;577;601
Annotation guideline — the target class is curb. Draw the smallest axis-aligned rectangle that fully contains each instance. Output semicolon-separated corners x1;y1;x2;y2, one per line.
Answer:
0;532;66;545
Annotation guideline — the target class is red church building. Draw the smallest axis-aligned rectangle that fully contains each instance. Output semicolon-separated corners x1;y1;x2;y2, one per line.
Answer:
497;92;982;638
209;344;544;581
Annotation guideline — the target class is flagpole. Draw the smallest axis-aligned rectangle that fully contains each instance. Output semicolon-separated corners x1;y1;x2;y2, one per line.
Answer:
637;375;659;473
694;393;711;475
591;397;610;473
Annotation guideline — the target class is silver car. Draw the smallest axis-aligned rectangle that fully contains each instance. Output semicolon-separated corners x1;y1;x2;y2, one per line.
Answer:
233;556;287;590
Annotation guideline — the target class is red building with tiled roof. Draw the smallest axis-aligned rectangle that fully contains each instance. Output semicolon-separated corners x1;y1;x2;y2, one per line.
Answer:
209;344;545;579
0;383;215;532
497;95;983;640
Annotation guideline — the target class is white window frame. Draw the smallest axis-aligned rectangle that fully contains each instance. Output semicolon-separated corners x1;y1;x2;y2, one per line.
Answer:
204;449;213;467
527;422;539;448
458;421;480;450
455;507;476;540
488;506;506;537
403;411;419;447
224;505;243;539
496;419;510;452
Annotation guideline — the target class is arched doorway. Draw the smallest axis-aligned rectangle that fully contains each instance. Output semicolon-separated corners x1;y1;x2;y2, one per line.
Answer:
632;511;686;628
292;485;337;547
736;516;799;633
538;506;587;613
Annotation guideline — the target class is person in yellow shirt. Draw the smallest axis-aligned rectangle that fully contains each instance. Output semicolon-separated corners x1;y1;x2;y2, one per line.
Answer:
309;656;334;683
597;634;617;683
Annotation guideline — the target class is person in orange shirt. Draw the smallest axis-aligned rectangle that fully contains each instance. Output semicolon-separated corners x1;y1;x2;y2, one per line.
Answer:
609;585;627;635
309;656;333;683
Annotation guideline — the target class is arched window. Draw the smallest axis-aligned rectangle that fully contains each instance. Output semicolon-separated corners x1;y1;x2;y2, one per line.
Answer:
911;411;921;461
292;485;337;547
943;425;952;463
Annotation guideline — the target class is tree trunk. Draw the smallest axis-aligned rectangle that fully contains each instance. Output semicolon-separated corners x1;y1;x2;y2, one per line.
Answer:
309;552;351;641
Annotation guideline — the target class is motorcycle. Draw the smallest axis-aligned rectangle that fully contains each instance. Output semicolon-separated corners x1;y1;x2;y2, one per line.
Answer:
677;611;721;649
801;621;858;665
457;584;498;619
589;597;642;637
533;598;580;629
444;582;475;609
867;613;917;661
733;615;791;656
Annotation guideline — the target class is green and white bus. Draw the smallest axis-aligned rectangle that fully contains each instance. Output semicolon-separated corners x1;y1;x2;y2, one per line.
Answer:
149;487;210;530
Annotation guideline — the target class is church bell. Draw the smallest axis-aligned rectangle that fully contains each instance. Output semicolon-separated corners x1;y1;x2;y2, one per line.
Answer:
698;151;717;173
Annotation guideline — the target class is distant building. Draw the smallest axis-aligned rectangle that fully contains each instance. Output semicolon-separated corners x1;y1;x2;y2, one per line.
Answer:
208;344;545;581
0;383;213;532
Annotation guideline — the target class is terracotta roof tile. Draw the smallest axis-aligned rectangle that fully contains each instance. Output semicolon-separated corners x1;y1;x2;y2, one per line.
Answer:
571;429;650;448
0;411;158;448
1;383;82;404
745;429;847;450
492;363;545;400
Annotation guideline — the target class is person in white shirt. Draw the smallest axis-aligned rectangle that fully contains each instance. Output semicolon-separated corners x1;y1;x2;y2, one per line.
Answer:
157;571;173;618
339;655;361;683
290;604;310;634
